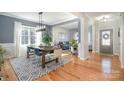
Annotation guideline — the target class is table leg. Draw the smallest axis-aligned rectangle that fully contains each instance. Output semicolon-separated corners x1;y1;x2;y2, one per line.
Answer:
56;58;59;63
27;52;29;58
42;53;46;68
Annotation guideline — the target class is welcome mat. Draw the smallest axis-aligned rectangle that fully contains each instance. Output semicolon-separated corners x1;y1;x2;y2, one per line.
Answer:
10;56;69;81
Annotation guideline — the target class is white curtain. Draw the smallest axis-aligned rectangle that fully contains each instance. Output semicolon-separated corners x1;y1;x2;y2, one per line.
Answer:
14;21;22;57
36;26;42;46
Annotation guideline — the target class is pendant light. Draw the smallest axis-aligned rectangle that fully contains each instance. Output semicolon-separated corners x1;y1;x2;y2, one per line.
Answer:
36;12;46;32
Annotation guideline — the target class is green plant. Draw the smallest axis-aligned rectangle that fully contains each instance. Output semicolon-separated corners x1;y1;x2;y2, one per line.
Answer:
42;32;52;47
0;46;5;66
69;39;78;49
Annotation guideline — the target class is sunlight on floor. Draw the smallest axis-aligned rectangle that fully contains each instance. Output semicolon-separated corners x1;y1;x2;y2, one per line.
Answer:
62;50;71;56
101;59;111;74
62;53;70;56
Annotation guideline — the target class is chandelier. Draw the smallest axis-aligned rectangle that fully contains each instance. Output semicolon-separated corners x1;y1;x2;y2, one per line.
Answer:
36;12;46;32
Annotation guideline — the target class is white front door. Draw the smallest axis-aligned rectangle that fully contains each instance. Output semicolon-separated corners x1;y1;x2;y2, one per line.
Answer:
100;29;113;54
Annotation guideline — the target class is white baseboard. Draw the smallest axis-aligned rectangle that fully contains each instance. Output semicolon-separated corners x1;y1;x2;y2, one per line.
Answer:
78;56;89;61
92;51;120;56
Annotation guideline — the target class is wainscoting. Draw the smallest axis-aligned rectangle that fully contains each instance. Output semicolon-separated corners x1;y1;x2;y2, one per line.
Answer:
0;43;16;58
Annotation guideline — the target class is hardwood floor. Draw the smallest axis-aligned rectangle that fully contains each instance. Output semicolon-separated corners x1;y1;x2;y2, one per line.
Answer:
3;52;124;81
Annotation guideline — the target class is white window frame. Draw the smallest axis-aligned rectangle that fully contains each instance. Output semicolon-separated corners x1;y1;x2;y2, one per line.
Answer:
20;25;36;46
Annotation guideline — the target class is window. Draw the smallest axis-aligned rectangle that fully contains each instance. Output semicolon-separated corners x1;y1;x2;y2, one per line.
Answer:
102;31;110;46
21;26;36;45
30;28;36;44
59;32;67;41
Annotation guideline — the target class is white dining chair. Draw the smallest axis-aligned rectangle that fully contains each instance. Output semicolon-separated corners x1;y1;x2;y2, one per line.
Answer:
53;48;64;69
45;48;63;73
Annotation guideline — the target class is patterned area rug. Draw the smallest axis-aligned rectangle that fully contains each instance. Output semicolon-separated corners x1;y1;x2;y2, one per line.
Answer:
10;56;70;81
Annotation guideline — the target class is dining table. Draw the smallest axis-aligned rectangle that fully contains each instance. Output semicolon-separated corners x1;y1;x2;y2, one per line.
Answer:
27;45;60;68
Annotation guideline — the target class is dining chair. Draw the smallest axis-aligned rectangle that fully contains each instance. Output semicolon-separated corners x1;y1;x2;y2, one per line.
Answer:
27;47;36;62
27;47;35;57
34;48;42;56
45;48;63;73
53;48;63;66
33;48;42;62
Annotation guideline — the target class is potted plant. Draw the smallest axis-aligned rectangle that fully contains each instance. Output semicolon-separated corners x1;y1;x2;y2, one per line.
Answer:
0;45;6;80
42;32;52;48
69;39;78;55
0;45;5;71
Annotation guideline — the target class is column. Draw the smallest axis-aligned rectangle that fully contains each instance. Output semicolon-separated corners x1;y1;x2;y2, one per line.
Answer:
78;14;89;60
120;13;124;68
92;19;96;52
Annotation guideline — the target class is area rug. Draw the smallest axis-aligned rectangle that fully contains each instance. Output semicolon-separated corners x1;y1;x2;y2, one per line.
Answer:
10;56;70;81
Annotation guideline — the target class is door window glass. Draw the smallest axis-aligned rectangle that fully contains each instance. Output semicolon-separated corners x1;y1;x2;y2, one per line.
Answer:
102;31;110;46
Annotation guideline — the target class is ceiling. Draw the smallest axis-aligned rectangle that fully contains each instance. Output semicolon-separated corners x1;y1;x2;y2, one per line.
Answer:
58;12;120;30
57;21;78;30
0;12;78;25
86;12;120;19
0;12;120;27
86;12;110;18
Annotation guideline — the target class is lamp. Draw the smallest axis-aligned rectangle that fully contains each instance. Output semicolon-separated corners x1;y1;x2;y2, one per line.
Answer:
36;12;46;32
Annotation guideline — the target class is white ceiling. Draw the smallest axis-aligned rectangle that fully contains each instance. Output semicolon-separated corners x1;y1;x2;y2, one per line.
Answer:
58;21;78;30
86;12;109;18
58;12;120;30
0;12;78;25
86;12;120;19
0;12;120;27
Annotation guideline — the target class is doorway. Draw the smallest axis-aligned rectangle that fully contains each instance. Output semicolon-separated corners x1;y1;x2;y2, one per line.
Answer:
100;29;113;54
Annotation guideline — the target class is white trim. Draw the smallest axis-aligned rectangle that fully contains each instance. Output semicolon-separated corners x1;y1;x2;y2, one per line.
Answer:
98;28;114;54
80;57;89;61
0;43;16;58
78;55;89;61
14;21;22;57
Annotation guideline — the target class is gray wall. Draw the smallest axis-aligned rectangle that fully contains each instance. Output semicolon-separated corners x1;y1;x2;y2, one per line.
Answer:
52;18;80;42
0;15;39;43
